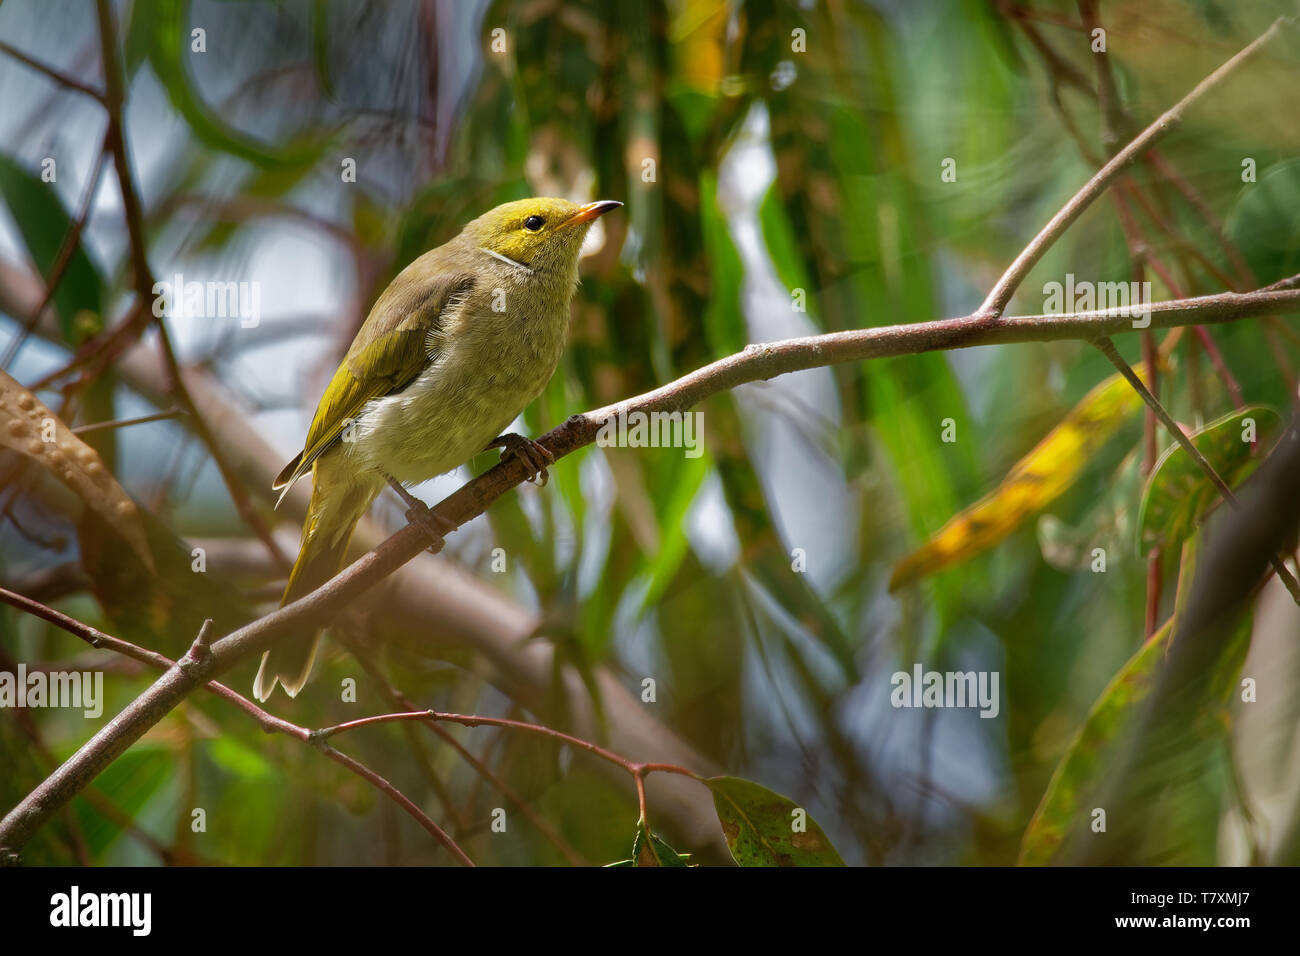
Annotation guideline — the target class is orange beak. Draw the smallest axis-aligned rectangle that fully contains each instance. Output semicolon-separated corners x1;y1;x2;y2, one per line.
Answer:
564;199;623;227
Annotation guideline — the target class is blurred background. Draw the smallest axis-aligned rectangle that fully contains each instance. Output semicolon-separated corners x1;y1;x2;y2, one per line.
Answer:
2;0;1300;866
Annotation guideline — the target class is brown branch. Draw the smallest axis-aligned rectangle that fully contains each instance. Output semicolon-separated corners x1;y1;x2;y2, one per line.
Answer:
3;275;1300;851
93;0;291;572
1092;338;1300;604
0;39;106;102
0;587;474;866
312;707;699;854
314;709;697;782
344;645;589;866
2;7;1299;851
1077;0;1127;153
72;407;186;435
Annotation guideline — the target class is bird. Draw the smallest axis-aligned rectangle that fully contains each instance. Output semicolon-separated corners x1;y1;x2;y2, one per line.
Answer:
253;196;622;701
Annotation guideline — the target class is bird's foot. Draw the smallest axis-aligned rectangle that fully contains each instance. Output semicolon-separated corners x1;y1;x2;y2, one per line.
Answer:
487;433;555;486
383;474;456;553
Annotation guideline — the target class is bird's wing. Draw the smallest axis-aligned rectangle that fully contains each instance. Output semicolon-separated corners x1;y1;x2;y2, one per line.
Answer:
273;269;476;499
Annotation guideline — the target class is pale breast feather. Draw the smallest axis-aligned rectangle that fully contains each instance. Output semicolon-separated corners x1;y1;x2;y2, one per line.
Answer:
273;270;477;503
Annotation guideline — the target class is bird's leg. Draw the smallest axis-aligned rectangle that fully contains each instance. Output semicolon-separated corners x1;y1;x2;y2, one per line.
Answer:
382;473;456;553
486;433;556;486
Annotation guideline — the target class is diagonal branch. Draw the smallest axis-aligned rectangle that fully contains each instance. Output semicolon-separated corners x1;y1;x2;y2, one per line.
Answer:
1092;337;1300;604
0;39;106;102
3;276;1300;853
979;15;1293;317
2;9;1299;854
93;0;291;571
0;587;473;866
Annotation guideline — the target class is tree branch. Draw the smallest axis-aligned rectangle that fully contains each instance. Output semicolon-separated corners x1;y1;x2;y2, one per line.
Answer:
1093;337;1300;604
93;0;291;572
3;275;1299;853
979;15;1293;317
0;38;106;102
0;588;473;865
2;11;1298;854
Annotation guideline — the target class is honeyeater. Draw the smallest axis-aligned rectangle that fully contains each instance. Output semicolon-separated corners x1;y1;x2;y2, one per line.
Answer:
254;197;622;701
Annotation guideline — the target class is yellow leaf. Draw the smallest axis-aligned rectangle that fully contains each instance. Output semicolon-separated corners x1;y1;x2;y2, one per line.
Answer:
889;368;1146;591
0;369;154;572
668;0;727;92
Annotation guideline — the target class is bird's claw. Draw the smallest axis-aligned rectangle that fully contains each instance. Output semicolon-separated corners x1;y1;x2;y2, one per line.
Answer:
405;503;455;553
383;472;455;553
490;433;555;486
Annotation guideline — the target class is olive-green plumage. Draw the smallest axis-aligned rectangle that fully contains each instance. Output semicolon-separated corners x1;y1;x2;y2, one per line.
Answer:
254;197;621;701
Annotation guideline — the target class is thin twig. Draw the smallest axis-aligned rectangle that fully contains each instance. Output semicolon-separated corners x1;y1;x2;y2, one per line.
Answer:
980;16;1292;317
3;274;1300;851
93;0;291;572
72;407;185;434
0;586;473;866
313;710;700;782
3;6;1299;849
344;645;589;866
1093;337;1300;604
0;39;106;102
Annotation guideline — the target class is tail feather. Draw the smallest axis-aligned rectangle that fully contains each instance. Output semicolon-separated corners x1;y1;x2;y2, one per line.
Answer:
255;463;375;701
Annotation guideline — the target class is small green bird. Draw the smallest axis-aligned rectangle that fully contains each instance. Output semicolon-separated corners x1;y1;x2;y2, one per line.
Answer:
254;197;622;700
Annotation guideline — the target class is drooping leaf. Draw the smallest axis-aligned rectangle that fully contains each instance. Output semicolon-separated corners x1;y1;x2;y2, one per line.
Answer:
1137;405;1281;553
890;368;1146;590
0;370;153;572
1020;557;1251;867
706;775;845;866
1019;619;1174;866
758;182;813;301
638;449;711;614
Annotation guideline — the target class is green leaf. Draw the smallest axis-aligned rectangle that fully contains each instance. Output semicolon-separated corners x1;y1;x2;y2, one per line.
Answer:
0;155;104;342
1226;159;1300;281
758;182;813;298
1137;405;1281;553
699;173;745;356
706;775;845;866
70;747;173;859
206;735;274;781
632;821;692;867
142;0;323;168
1019;620;1173;865
1020;589;1250;865
638;449;711;614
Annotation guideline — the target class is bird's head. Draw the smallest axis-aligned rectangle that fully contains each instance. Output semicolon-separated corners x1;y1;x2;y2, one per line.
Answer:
464;197;622;277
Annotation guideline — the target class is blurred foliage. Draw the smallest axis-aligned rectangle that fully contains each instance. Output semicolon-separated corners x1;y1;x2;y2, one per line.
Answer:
2;0;1300;866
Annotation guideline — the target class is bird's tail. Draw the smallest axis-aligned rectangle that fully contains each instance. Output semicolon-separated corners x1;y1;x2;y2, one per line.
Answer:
254;461;376;701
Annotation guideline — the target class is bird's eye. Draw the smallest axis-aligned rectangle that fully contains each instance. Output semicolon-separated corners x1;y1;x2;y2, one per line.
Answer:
524;215;545;231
